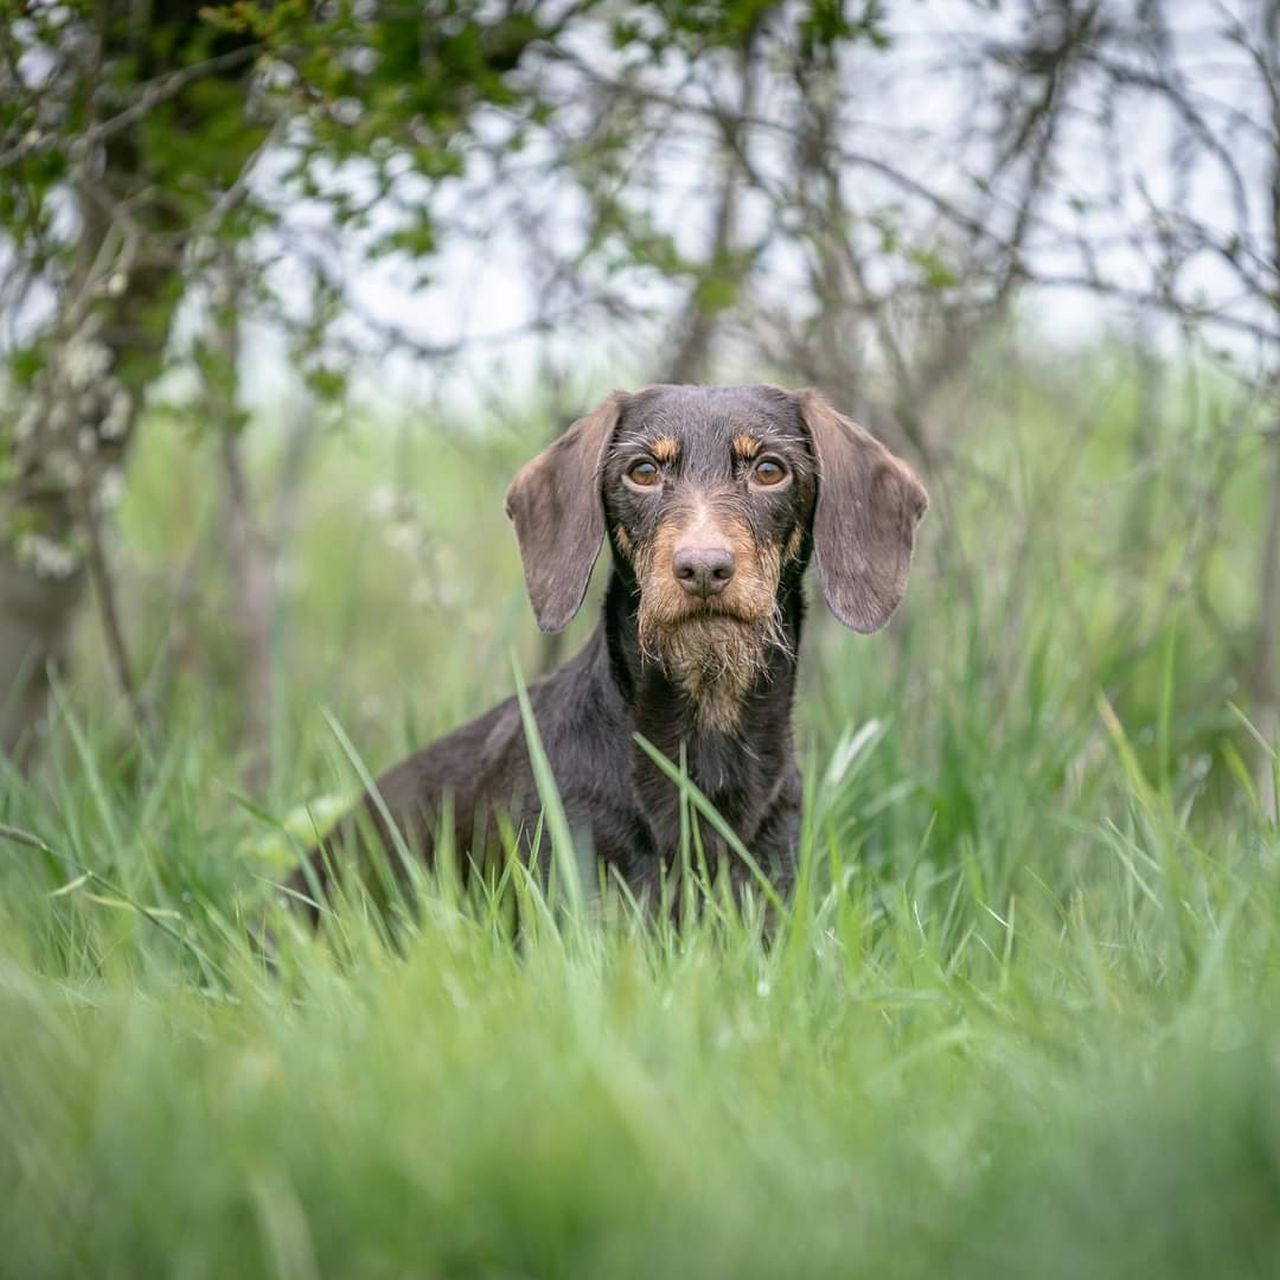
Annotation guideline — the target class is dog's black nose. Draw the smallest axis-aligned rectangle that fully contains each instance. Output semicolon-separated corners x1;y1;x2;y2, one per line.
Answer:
673;545;735;598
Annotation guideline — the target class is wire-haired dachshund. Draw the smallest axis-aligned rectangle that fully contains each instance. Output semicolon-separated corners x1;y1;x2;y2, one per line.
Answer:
287;384;927;918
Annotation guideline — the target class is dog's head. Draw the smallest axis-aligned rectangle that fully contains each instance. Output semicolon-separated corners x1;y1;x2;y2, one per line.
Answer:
505;384;927;719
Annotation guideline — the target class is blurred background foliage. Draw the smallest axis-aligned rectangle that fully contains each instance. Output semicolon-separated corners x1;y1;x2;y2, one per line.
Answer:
2;3;1280;1273
1;0;1276;800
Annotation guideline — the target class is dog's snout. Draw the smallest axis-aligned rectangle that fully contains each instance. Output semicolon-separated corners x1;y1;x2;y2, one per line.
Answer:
673;545;735;598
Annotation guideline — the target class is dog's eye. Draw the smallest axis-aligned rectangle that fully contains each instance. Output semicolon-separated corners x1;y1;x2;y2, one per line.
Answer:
752;458;788;487
625;459;661;488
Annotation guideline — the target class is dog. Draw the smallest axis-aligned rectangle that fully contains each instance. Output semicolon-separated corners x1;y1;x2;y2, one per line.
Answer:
285;384;927;919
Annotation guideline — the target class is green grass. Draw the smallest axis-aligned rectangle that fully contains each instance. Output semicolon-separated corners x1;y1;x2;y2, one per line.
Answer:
3;348;1280;1278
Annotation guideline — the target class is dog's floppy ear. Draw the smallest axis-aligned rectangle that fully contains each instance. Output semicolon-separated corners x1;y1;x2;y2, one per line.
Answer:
504;393;626;632
797;389;928;633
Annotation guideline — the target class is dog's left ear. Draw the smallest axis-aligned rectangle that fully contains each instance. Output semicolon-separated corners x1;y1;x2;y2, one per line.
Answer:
504;393;626;632
797;389;929;634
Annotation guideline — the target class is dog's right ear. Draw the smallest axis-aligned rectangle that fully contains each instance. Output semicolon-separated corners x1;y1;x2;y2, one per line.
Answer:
504;394;626;632
797;389;929;634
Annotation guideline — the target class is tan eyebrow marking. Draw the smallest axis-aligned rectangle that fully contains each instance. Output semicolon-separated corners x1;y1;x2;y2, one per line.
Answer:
732;433;761;460
650;436;679;463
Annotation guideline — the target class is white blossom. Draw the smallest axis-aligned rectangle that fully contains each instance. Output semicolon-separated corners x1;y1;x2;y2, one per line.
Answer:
97;468;126;510
14;400;41;441
16;532;80;581
99;387;132;440
63;336;111;390
46;401;72;434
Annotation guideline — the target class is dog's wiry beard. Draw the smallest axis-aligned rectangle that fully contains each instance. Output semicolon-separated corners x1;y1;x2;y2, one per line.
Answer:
644;616;766;732
636;601;791;734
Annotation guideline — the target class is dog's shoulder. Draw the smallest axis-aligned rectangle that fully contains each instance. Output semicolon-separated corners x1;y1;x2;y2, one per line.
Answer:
376;628;623;816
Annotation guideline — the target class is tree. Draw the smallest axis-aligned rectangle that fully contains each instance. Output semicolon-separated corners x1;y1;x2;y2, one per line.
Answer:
0;0;589;761
978;0;1279;809
0;1;264;753
2;0;895;758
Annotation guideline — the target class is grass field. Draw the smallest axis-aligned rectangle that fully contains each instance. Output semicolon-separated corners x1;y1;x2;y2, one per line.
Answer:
2;349;1279;1278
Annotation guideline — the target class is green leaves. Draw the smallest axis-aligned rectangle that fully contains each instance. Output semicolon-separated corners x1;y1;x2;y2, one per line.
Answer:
910;245;961;291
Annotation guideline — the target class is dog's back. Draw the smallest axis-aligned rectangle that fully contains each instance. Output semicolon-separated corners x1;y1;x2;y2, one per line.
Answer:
287;632;633;917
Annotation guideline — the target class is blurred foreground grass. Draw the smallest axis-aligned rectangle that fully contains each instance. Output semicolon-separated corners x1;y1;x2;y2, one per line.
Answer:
2;348;1279;1278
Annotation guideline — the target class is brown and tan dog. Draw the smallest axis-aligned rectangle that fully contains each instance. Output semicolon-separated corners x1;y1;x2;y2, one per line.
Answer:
287;384;926;917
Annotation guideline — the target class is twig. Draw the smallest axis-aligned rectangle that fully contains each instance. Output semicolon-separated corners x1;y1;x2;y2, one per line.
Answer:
0;44;262;170
79;489;149;736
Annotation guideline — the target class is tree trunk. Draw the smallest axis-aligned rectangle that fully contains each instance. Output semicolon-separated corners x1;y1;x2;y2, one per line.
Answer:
1253;429;1280;820
219;430;276;793
664;158;743;384
1252;0;1280;819
0;551;85;760
0;189;172;755
662;33;758;385
0;6;257;760
209;258;276;792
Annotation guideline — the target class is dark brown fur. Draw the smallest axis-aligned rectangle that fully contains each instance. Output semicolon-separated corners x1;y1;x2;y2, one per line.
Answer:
285;384;927;920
